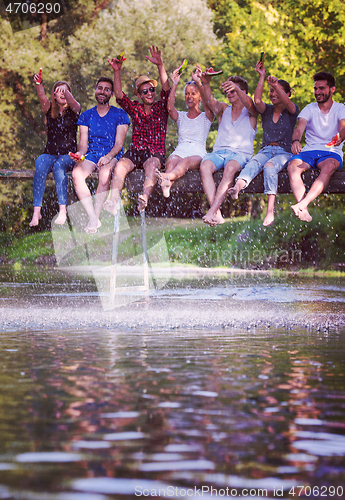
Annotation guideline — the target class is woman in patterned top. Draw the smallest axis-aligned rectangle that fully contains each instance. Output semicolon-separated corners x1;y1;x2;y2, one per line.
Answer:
30;73;80;226
156;64;214;198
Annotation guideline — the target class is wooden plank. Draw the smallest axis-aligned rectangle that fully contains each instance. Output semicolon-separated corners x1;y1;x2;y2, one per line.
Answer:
1;168;345;193
125;169;345;194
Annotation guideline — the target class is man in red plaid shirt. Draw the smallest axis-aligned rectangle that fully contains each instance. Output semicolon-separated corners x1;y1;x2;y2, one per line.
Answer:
106;46;170;212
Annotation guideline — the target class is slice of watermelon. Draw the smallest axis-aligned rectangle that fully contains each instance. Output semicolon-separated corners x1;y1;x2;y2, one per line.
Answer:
117;52;126;62
177;59;188;75
205;68;223;76
325;133;340;147
69;152;85;161
35;68;42;85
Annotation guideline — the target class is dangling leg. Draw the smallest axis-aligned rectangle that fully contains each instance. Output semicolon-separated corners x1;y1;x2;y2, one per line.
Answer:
30;154;55;226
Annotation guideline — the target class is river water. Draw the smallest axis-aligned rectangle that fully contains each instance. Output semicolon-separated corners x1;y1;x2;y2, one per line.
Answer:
1;267;345;499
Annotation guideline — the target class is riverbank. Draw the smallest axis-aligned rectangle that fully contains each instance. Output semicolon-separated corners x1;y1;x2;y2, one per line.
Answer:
1;209;345;271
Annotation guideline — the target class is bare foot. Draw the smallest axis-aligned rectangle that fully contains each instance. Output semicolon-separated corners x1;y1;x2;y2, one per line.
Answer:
103;199;118;215
228;186;239;200
298;208;312;222
161;176;171;198
84;219;101;234
29;214;42;227
155;169;171;197
155;168;163;184
138;194;148;212
263;212;274;227
54;210;67;225
291;204;300;217
291;204;312;222
202;209;224;226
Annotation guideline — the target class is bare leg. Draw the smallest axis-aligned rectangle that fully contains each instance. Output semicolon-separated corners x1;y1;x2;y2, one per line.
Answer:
157;155;202;198
263;194;275;226
72;160;100;233
54;205;67;225
262;162;276;227
203;160;241;226
289;158;338;222
156;155;180;197
29;206;42;227
288;159;308;203
138;157;161;212
200;159;224;223
104;158;135;215
94;159;118;218
229;178;246;200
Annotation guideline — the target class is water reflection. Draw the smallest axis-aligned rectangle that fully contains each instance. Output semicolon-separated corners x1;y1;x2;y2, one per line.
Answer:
0;326;344;498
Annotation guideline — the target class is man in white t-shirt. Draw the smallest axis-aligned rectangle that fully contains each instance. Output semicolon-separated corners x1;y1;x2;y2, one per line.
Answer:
288;71;345;222
199;74;257;226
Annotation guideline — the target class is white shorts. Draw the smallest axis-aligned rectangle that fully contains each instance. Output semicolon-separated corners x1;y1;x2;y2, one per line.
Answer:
170;142;206;160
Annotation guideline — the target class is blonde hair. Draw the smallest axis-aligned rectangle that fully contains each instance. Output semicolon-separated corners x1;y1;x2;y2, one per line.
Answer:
51;81;71;119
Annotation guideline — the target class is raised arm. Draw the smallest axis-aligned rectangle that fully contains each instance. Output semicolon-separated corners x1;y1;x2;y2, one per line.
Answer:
33;70;50;114
254;60;266;114
222;80;258;117
108;56;125;99
198;70;224;118
291;118;307;154
61;87;81;115
167;68;180;122
191;65;214;122
267;76;296;114
97;124;129;167
146;46;170;91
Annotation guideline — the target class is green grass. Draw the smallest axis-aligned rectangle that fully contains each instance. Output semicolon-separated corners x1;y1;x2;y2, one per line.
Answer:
1;208;345;271
0;231;54;264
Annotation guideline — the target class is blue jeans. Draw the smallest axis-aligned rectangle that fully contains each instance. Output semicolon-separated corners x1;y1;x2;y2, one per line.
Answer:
33;154;74;206
238;146;292;195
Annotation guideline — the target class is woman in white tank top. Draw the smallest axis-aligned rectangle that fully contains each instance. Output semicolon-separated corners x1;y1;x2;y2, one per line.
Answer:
156;66;214;197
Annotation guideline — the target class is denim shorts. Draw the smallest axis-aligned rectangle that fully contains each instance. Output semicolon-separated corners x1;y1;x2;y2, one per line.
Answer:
291;150;343;169
85;150;124;168
202;149;249;171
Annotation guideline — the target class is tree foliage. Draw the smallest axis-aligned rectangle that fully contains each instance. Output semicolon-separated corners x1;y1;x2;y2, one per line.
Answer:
0;0;217;168
209;0;345;109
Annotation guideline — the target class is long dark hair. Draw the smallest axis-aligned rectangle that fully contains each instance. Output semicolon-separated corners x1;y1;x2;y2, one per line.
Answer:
51;81;71;119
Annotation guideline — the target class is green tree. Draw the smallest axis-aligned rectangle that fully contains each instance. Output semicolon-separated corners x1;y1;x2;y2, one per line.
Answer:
208;0;345;110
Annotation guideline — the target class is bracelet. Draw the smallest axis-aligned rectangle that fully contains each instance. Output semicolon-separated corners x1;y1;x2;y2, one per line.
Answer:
292;139;300;143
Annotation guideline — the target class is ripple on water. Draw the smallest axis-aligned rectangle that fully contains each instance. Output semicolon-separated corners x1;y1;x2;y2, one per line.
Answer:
15;452;83;462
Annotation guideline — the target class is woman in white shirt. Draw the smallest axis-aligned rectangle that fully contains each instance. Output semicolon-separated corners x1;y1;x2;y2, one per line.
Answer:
156;65;214;197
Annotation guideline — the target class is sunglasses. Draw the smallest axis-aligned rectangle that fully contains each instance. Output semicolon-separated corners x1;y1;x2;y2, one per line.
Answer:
141;87;156;95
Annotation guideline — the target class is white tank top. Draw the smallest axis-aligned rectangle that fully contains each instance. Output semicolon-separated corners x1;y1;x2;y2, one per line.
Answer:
213;105;256;157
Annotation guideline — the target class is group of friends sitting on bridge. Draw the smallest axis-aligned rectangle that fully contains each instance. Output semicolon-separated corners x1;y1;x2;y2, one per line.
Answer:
30;46;345;233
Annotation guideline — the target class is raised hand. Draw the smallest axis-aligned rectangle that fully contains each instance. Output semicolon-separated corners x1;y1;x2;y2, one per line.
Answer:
108;57;124;71
170;68;181;86
191;65;202;86
33;68;42;85
256;60;265;77
222;79;238;94
146;46;163;66
266;75;279;88
200;68;212;85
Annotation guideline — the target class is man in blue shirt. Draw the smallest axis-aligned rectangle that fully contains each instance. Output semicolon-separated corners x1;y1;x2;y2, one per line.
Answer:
72;77;130;233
